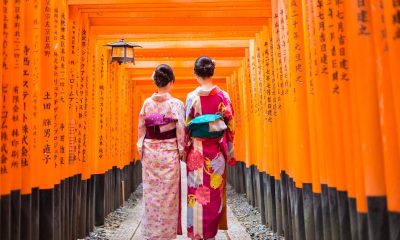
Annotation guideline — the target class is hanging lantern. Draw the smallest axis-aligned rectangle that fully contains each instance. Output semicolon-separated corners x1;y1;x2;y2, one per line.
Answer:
104;39;142;65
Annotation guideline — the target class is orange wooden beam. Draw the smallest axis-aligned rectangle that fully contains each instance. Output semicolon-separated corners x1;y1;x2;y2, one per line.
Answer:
127;67;236;77
98;39;250;48
134;48;246;58
89;17;269;26
92;25;263;35
132;78;226;85
68;0;269;6
94;33;256;40
129;59;242;68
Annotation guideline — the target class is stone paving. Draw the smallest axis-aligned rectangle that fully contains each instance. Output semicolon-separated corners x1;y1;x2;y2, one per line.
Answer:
109;163;251;240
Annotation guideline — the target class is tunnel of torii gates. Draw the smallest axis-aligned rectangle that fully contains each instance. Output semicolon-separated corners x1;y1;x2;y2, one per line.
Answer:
0;0;399;240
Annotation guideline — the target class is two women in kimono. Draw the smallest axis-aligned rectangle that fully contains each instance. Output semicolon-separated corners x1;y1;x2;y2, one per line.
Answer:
137;57;235;240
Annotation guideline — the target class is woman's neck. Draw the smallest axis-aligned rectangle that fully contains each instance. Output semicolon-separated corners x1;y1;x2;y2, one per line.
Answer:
157;88;169;94
200;79;213;89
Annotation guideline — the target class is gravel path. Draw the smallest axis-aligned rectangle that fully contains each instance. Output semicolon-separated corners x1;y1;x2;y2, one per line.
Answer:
84;168;283;240
226;185;284;240
82;185;143;240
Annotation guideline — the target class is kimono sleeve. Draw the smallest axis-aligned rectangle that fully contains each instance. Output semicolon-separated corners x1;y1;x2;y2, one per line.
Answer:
183;93;195;161
175;101;186;159
136;101;147;159
221;92;236;166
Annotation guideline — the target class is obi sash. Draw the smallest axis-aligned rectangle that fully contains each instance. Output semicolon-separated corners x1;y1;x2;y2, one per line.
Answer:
187;114;227;139
144;113;177;140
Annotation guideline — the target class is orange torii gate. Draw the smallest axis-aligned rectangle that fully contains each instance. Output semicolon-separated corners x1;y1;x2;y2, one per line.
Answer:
0;0;399;240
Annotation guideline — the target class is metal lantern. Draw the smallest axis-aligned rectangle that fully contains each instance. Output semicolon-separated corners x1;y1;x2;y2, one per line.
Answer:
104;39;142;65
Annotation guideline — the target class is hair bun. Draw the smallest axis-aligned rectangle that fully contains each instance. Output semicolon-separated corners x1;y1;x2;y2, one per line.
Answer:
194;56;216;78
154;70;170;82
153;64;175;88
204;63;215;70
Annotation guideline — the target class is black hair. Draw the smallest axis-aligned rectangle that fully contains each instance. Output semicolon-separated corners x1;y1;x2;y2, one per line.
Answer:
153;64;175;88
194;56;215;78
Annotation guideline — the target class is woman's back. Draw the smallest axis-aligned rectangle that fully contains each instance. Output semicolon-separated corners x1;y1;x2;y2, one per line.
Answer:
137;64;185;240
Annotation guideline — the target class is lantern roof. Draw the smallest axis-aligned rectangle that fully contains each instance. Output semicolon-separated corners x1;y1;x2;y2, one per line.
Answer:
104;39;142;48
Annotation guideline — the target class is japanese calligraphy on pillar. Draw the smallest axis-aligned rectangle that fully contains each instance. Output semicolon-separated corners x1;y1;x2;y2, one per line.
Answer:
272;2;282;114
315;0;329;77
248;41;256;114
324;0;341;94
263;27;273;123
288;0;305;93
1;0;14;190
53;0;60;174
22;5;31;170
58;0;67;170
244;49;252;122
79;16;89;174
10;0;24;191
386;0;400;39
302;0;316;95
22;0;39;194
357;0;371;36
68;13;77;170
255;34;264;116
98;50;105;163
278;0;290;96
30;0;41;188
40;0;55;189
336;0;349;84
250;40;258;116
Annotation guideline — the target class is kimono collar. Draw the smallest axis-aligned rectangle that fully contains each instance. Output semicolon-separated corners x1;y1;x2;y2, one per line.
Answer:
195;85;221;96
151;92;172;102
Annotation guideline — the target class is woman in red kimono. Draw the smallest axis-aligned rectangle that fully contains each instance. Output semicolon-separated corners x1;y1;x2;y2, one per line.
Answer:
137;64;185;240
185;56;235;240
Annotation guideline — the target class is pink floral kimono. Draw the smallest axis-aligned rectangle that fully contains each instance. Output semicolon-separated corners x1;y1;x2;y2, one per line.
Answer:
137;93;185;240
185;86;235;239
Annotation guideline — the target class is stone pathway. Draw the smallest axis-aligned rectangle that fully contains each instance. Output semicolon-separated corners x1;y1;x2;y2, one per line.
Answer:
110;163;251;240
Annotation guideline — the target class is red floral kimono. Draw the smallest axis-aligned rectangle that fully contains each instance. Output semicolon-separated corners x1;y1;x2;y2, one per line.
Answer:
185;86;235;239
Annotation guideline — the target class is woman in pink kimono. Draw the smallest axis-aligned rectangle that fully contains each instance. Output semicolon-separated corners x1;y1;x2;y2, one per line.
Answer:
185;57;236;240
137;64;185;240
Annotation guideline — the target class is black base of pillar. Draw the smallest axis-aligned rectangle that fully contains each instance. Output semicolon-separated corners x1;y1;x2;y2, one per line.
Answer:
367;196;389;240
338;190;351;240
252;166;260;208
280;172;289;239
357;212;369;240
389;211;400;240
239;162;246;194
78;179;87;238
39;188;54;240
321;184;331;240
31;188;39;240
86;177;94;234
348;198;358;240
245;166;254;206
261;172;268;226
275;178;283;236
313;192;323;240
94;173;105;226
287;178;294;240
21;193;32;240
328;187;339;240
1;193;11;240
11;190;21;240
269;175;277;232
295;187;306;240
54;184;61;240
258;171;266;225
303;184;314;240
65;178;71;240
